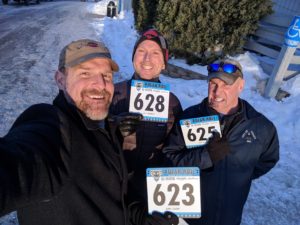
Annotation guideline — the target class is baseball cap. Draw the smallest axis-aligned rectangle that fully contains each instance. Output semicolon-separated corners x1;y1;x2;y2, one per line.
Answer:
132;28;169;64
207;59;243;85
58;39;119;72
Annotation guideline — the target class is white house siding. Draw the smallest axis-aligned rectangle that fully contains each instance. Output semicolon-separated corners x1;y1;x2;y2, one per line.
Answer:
244;0;300;79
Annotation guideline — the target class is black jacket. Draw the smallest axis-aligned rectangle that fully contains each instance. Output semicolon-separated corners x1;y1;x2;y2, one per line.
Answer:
110;74;183;202
0;92;146;225
163;98;279;225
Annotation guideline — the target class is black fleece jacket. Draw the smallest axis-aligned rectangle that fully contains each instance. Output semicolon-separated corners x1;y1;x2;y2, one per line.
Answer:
163;98;279;225
110;74;183;202
0;92;148;225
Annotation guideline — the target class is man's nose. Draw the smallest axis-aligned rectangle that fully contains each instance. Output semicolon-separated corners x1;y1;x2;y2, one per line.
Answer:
92;74;106;87
143;52;150;61
213;85;222;94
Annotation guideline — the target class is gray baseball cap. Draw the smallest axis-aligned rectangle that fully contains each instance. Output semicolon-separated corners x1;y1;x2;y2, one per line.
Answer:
207;59;243;85
59;39;119;72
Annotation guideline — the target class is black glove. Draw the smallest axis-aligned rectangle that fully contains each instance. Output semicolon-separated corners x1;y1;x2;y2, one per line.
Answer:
206;131;230;163
109;112;143;137
128;202;179;225
145;211;179;225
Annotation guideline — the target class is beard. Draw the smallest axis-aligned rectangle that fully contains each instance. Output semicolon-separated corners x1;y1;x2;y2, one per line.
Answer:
77;88;112;121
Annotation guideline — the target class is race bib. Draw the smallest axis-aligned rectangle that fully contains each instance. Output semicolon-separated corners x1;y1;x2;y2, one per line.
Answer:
129;80;170;122
180;115;221;148
147;167;201;218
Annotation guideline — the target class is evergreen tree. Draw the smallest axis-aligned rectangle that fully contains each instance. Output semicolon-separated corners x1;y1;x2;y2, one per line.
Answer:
132;0;159;32
154;0;272;64
132;0;139;26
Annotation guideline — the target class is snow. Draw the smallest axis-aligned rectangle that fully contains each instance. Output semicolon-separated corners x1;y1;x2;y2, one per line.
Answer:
0;1;299;225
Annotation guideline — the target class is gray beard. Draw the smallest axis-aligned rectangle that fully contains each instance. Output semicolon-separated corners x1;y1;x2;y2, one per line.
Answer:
63;90;110;121
79;100;109;121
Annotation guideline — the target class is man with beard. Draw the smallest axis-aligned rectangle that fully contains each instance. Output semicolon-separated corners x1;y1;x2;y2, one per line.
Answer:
0;39;178;225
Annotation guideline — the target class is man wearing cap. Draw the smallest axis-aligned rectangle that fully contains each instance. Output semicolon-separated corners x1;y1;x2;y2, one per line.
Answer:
0;39;178;225
163;59;279;225
109;29;182;203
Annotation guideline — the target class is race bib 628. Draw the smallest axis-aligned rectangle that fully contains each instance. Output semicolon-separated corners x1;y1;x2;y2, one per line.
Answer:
129;80;170;122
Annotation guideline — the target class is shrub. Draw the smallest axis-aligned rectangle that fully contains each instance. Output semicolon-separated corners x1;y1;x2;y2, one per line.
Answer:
132;0;273;64
132;0;158;32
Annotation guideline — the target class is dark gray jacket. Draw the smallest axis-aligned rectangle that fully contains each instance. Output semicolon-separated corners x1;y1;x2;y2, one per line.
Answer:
163;98;279;225
110;74;183;202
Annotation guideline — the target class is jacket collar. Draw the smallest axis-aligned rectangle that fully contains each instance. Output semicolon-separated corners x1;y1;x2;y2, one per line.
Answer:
77;111;106;130
202;97;244;118
202;97;245;134
132;72;160;82
53;91;106;131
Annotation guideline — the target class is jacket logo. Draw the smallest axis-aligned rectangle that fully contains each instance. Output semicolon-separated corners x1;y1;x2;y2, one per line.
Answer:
242;129;257;143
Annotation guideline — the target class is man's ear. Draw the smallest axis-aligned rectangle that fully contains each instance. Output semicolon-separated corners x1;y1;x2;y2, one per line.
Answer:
238;78;245;94
55;70;66;90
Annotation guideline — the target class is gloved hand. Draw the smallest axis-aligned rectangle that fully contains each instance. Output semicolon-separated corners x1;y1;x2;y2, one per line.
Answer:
128;201;179;225
145;211;179;225
206;131;230;163
109;112;143;137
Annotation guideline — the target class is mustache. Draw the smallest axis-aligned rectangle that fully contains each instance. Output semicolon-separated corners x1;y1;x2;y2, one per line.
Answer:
81;88;111;98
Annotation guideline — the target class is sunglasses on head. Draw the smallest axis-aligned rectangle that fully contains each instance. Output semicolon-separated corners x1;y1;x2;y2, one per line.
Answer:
207;63;241;74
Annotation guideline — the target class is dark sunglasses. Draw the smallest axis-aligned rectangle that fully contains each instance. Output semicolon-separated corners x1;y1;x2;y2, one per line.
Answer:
207;63;241;74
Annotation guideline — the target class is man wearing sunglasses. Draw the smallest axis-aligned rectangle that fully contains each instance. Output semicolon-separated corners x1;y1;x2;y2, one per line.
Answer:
163;59;279;225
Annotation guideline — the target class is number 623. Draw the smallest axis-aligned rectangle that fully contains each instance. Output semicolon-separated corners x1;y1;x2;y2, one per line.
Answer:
152;183;195;206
